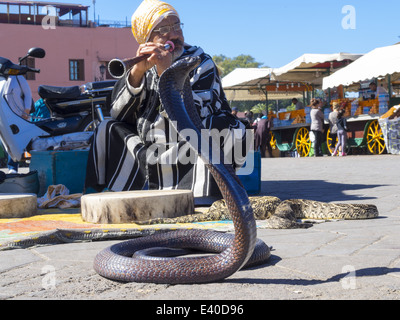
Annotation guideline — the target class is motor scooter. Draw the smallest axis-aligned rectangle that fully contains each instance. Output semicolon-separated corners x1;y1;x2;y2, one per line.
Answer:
0;47;116;162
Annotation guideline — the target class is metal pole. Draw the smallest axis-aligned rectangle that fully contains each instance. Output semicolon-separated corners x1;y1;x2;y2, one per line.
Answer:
92;0;96;23
388;74;392;107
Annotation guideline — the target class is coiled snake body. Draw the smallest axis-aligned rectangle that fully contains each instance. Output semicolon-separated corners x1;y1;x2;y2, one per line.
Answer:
93;56;270;284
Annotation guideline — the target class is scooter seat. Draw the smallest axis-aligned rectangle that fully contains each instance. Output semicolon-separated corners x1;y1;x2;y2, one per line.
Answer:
84;80;117;91
0;170;39;194
38;85;81;100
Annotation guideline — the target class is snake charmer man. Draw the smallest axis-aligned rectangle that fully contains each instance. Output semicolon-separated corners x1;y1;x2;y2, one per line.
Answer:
85;0;250;199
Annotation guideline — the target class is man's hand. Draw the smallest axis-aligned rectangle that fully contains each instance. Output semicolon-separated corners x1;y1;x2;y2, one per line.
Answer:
128;42;172;87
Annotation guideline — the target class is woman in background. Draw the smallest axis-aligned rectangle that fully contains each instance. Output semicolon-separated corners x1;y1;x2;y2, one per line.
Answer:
332;109;348;156
310;98;325;157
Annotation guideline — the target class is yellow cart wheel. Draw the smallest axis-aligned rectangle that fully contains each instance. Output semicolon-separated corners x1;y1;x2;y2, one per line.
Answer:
270;132;277;150
366;120;386;155
326;129;338;155
327;129;351;155
294;127;311;157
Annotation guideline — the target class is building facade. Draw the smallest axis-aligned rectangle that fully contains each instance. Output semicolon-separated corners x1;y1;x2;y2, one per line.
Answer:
0;0;138;100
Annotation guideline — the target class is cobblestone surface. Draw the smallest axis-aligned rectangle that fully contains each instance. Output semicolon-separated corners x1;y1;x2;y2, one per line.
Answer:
0;155;399;300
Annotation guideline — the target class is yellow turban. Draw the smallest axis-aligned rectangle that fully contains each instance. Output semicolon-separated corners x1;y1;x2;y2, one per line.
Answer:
131;0;179;44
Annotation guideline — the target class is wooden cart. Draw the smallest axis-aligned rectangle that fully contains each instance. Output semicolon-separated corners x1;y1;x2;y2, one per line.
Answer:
326;99;386;155
270;109;313;157
326;116;385;155
270;101;387;157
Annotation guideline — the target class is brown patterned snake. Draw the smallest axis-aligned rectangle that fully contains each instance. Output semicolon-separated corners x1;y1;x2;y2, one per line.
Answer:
134;196;379;229
0;197;378;253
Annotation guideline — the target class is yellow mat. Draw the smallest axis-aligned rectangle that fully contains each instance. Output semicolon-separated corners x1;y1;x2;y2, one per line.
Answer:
0;208;237;250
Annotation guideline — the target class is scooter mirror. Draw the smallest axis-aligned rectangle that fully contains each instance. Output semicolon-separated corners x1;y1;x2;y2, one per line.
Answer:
27;47;46;59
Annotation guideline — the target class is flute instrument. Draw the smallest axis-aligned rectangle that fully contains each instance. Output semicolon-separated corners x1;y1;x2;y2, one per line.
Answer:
108;41;175;79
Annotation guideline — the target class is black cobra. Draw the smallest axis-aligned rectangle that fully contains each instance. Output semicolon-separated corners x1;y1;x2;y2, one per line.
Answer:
93;56;271;284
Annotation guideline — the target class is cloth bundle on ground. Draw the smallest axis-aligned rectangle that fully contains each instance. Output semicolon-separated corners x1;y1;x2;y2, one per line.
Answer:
37;184;81;209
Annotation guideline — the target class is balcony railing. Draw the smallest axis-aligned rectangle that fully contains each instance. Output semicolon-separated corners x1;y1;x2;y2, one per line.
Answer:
96;19;131;28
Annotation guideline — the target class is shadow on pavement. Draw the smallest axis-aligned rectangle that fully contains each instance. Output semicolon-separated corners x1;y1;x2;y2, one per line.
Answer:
227;267;400;286
260;180;388;202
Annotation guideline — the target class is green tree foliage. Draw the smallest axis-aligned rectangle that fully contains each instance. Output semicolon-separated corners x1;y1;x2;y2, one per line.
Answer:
249;100;294;115
213;54;264;77
251;103;267;115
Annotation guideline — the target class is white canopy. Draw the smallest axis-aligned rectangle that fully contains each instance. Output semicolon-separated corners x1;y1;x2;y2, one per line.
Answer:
323;44;400;90
222;68;273;89
272;53;363;86
221;53;363;101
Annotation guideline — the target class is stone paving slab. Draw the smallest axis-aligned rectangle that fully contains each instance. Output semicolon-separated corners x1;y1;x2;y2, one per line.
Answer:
0;155;399;301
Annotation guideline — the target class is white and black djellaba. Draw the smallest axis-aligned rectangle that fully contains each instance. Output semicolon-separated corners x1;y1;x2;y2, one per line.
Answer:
85;44;250;199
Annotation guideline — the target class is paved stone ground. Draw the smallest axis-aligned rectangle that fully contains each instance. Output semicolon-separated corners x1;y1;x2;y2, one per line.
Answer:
0;154;399;301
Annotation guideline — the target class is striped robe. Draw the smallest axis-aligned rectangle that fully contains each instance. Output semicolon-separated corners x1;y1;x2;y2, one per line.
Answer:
85;44;249;199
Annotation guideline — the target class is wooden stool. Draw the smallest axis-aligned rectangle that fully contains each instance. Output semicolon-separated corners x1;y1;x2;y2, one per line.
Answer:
0;194;37;218
81;190;195;224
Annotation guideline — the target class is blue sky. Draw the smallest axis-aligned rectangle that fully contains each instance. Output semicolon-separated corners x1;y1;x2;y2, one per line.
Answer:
41;0;400;68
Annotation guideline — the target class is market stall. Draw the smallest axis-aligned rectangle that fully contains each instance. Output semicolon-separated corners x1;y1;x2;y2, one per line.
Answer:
272;53;363;87
323;43;400;155
222;68;311;157
222;67;303;102
268;53;363;157
263;83;312;157
222;53;363;157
